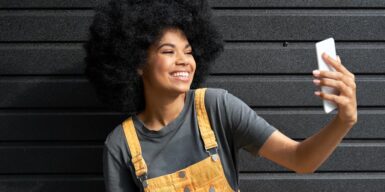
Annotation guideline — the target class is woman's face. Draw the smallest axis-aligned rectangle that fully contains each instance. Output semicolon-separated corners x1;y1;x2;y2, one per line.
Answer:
139;28;196;95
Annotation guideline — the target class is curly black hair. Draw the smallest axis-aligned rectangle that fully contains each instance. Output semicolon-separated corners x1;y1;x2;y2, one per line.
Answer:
84;0;224;114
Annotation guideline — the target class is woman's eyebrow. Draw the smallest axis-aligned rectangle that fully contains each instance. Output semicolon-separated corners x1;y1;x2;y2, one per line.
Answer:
157;43;191;50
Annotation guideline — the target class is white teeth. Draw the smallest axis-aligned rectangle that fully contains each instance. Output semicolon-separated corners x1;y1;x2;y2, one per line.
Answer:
171;72;189;78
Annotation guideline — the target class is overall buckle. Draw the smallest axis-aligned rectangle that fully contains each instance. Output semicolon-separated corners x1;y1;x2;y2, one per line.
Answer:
138;174;148;188
206;148;219;161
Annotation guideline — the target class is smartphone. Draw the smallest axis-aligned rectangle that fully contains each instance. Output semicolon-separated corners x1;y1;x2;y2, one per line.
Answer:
315;37;339;113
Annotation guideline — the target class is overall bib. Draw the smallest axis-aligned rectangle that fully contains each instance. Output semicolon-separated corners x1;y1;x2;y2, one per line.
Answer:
122;88;238;192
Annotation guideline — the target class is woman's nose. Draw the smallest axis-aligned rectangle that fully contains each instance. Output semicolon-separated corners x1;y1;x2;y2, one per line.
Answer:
176;59;188;65
176;52;188;65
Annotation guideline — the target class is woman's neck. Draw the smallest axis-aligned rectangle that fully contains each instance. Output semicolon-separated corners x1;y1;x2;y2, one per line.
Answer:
137;90;187;131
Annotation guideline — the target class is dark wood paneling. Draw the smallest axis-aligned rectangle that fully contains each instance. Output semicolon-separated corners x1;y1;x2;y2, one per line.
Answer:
0;145;102;173
0;77;103;108
209;0;385;8
213;10;385;41
2;43;385;75
0;109;383;141
0;0;102;8
239;173;385;192
207;77;384;107
0;43;85;74
0;10;92;42
0;112;125;141
2;10;385;41
214;43;385;74
0;77;383;108
0;144;384;173
1;0;385;8
257;109;385;139
1;174;383;192
0;176;103;192
239;143;385;172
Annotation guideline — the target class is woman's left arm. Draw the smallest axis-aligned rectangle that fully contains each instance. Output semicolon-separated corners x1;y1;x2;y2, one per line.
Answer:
258;53;357;173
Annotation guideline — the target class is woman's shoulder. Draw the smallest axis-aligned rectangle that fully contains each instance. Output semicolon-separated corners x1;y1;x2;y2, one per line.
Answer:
194;87;229;100
196;87;248;114
205;87;228;95
192;87;232;111
201;87;230;104
104;120;127;154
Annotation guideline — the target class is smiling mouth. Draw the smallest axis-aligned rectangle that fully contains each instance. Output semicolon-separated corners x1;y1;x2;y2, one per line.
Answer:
170;71;190;81
170;71;189;77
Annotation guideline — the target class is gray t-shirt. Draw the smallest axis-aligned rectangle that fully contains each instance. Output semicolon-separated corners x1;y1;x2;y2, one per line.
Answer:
103;88;277;191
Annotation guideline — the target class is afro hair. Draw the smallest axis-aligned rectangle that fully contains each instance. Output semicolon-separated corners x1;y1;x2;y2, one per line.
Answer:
84;0;224;114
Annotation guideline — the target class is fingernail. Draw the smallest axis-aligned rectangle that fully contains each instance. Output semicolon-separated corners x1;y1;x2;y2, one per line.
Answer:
313;79;320;84
313;70;320;75
314;91;320;95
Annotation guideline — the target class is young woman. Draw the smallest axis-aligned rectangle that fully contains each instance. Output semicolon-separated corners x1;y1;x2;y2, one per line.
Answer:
84;0;357;191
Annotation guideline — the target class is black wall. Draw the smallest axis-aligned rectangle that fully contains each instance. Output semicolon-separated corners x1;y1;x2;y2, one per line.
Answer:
1;0;384;191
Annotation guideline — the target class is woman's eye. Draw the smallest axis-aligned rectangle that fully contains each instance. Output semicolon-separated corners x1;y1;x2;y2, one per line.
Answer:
161;50;192;54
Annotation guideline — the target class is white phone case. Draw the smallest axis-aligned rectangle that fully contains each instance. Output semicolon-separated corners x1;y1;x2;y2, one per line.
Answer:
315;38;338;113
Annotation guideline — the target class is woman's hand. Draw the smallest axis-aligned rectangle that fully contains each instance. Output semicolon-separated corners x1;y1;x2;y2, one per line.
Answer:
312;53;358;126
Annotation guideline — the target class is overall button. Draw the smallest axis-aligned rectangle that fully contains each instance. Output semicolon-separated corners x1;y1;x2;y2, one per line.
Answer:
178;171;186;178
209;186;215;192
184;186;190;192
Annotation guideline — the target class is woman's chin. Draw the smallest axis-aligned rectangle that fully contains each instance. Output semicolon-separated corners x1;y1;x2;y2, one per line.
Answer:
174;86;191;93
169;84;191;94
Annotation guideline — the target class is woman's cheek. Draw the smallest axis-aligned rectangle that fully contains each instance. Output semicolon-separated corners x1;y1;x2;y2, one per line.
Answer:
157;57;170;69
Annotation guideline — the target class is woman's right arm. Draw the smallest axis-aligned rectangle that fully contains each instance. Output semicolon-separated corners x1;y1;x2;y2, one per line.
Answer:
103;145;139;192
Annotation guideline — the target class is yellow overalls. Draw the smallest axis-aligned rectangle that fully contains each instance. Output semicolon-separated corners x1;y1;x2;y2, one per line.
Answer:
122;88;237;191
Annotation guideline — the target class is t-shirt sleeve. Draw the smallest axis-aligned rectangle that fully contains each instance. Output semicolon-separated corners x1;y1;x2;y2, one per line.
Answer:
103;128;139;192
221;89;277;155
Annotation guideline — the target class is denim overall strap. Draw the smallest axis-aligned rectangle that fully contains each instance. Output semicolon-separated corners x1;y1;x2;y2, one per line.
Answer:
122;117;148;187
194;88;219;157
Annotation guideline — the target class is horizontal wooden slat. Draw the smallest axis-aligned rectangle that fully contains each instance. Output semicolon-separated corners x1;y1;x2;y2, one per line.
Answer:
209;0;385;8
239;173;385;192
239;143;385;172
2;43;385;75
0;112;125;140
0;0;102;8
0;109;384;140
214;43;385;74
1;0;385;8
0;175;103;192
213;10;385;41
0;145;102;173
1;173;384;192
2;10;385;41
0;77;103;108
0;77;383;107
257;109;385;139
0;10;92;42
0;144;384;173
0;43;85;74
206;76;385;107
